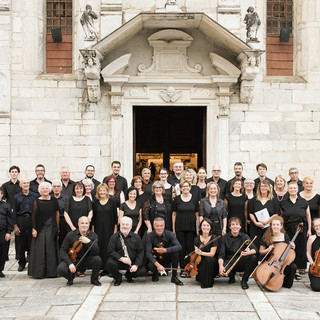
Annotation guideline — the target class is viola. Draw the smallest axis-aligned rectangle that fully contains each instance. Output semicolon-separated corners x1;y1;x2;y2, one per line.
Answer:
152;242;164;261
253;222;303;291
309;248;320;278
68;231;90;262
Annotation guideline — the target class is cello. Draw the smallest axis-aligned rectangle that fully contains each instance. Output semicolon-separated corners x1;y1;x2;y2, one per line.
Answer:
253;222;303;291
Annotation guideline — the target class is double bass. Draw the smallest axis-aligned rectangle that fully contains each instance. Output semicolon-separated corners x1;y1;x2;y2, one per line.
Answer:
253;223;303;291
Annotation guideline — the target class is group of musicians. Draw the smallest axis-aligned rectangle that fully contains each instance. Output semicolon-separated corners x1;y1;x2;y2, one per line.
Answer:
0;161;320;292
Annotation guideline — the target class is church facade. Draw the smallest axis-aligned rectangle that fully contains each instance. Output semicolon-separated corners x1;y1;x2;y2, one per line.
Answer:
0;0;319;184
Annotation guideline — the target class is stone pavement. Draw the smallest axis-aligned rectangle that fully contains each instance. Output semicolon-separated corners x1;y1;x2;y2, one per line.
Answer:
1;247;319;320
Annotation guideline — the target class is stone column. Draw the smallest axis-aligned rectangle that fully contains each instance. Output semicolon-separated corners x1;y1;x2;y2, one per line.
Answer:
0;1;11;170
295;0;320;82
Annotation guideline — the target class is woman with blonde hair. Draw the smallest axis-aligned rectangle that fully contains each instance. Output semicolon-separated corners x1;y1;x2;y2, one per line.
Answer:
300;177;320;226
274;175;288;203
248;180;280;250
92;183;118;276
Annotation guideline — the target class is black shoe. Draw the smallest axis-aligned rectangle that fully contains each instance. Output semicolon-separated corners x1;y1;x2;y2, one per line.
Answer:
91;279;102;286
152;274;159;282
228;275;235;284
126;277;134;283
67;279;73;286
114;278;122;286
0;271;4;278
18;264;25;272
241;279;249;290
171;276;183;286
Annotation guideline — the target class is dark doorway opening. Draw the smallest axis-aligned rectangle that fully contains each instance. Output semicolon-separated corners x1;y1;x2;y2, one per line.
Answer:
133;106;206;178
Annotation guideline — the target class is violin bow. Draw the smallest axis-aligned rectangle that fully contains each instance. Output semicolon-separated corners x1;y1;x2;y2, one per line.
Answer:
184;235;221;259
75;238;98;269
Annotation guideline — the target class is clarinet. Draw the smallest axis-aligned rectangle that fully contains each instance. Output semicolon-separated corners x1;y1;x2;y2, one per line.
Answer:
119;233;132;267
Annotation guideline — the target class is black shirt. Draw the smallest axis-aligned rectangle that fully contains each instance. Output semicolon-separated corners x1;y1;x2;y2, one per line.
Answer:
55;195;67;217
59;229;99;266
108;231;144;267
30;177;52;196
61;179;75;199
253;177;274;194
206;177;227;200
0;200;13;233
168;175;181;187
218;232;257;261
1;180;21;208
145;229;182;264
12;191;37;224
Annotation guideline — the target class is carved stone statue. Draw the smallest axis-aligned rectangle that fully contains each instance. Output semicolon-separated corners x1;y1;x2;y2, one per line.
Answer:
244;6;261;43
84;56;101;80
80;4;98;41
241;56;259;81
160;86;182;102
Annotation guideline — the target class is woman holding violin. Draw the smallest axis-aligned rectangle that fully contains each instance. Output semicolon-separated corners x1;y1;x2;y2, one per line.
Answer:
259;215;297;288
307;217;320;291
280;181;311;279
193;218;219;288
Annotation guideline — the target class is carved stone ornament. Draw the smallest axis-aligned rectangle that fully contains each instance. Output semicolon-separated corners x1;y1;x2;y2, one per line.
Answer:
80;4;98;41
138;30;202;77
160;86;182;102
108;92;124;116
244;6;261;43
0;0;10;10
215;92;233;117
80;49;102;103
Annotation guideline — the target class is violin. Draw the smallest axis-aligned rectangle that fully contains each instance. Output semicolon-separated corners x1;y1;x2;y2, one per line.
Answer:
68;231;90;262
253;222;303;291
309;247;320;278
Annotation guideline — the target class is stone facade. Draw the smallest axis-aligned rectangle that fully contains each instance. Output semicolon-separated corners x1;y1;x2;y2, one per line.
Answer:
1;0;320;187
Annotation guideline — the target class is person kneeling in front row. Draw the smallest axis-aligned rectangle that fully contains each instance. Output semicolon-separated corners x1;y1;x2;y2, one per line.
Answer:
106;216;147;286
145;217;183;285
57;216;102;286
218;217;258;289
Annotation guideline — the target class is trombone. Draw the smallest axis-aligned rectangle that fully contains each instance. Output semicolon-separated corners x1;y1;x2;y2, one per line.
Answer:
223;236;257;276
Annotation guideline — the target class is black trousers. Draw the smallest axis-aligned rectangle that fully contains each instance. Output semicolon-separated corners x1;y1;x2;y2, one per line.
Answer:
282;262;297;288
226;254;258;281
57;255;102;282
147;251;179;277
176;231;196;268
17;215;32;266
0;230;8;271
106;257;147;281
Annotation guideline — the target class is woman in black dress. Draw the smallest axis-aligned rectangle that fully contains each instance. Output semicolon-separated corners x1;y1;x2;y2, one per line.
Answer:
131;175;150;210
307;217;320;291
300;177;320;230
259;215;297;288
181;169;201;203
248;180;280;250
159;167;174;201
143;181;172;232
197;167;207;200
224;178;248;233
172;180;199;276
104;175;125;208
92;183;117;276
28;182;59;278
64;181;93;231
280;182;312;278
82;178;94;202
199;181;227;237
194;218;219;288
119;186;142;234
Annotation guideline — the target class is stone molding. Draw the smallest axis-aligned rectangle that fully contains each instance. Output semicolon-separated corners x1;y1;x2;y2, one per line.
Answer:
0;0;10;10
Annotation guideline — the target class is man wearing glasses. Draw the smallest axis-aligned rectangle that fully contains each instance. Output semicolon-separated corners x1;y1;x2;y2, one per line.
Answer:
288;167;304;192
30;164;51;196
206;164;227;200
